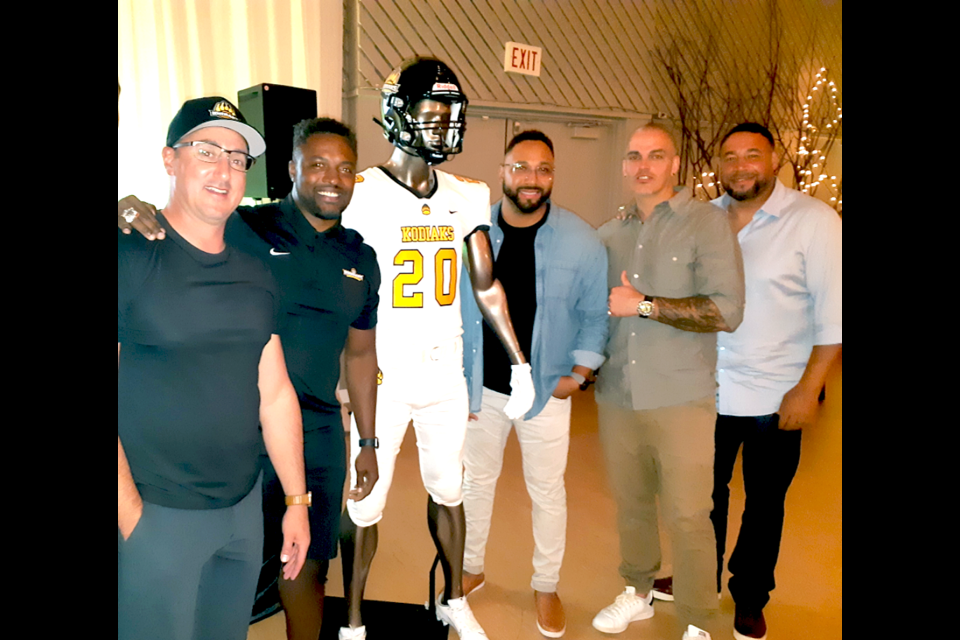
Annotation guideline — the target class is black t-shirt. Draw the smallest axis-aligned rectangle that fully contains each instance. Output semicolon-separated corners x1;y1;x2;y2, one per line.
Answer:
483;208;549;395
229;196;380;435
117;215;280;510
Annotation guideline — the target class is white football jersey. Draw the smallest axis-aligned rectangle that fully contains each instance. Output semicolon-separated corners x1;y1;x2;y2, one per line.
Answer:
343;167;491;352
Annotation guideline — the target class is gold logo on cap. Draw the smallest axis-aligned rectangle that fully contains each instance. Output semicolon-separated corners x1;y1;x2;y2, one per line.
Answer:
210;101;239;120
422;205;431;216
377;369;384;386
355;175;365;183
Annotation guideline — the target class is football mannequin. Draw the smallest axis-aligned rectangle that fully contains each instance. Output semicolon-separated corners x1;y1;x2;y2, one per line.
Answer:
338;57;535;640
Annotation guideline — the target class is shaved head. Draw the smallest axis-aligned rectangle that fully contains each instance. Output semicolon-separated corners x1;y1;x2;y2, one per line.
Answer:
633;122;679;156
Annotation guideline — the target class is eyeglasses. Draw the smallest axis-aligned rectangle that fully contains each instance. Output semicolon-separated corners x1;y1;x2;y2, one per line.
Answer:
502;163;555;178
173;140;256;172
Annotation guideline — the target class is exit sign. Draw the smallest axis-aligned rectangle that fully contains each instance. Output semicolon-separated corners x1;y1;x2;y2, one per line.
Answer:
504;42;542;77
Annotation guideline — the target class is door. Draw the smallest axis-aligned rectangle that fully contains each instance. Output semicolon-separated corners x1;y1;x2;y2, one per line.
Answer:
446;114;621;229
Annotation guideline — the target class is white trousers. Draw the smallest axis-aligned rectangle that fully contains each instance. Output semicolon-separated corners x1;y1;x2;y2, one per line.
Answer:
462;387;572;593
347;342;469;528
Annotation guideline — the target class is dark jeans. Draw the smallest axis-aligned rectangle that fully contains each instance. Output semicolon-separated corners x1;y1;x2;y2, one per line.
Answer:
711;414;802;612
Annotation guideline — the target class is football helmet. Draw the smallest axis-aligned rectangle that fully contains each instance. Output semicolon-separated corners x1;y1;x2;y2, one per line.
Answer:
377;57;468;165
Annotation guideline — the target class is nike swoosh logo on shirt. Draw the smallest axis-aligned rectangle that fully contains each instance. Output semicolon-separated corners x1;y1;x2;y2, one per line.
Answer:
270;248;290;256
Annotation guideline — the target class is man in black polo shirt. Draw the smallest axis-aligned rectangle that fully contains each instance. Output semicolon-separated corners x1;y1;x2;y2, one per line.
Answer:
118;118;381;640
118;97;310;640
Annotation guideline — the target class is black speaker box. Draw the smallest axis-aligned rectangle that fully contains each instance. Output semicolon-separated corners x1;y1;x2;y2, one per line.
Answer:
238;83;318;200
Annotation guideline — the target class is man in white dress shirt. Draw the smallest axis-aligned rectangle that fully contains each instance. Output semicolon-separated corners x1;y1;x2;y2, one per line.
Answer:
710;122;842;640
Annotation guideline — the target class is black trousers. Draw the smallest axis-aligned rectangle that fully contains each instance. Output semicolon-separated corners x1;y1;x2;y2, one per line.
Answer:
711;414;802;612
118;479;263;640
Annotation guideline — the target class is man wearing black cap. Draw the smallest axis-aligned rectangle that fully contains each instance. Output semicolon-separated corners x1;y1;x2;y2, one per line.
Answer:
118;115;381;640
118;97;310;640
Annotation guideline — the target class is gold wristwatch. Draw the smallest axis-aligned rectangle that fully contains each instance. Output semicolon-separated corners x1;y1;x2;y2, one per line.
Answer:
285;492;313;507
637;297;656;318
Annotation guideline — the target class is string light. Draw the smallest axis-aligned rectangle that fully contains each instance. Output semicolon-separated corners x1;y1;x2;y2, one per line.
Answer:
677;62;839;209
792;67;841;212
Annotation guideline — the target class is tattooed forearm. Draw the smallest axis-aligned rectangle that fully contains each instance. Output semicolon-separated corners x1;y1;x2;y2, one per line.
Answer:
652;296;732;333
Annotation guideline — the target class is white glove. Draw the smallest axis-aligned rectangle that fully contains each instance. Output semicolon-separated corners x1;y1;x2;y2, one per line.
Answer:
503;363;535;420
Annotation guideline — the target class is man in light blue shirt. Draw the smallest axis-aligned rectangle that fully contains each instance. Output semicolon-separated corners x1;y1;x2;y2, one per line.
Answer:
460;130;608;638
711;123;842;640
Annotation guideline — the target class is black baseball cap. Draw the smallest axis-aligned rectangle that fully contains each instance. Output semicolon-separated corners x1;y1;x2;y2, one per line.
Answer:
166;97;266;157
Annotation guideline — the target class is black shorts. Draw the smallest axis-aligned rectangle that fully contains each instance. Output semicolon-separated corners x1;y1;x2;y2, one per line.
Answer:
262;424;347;564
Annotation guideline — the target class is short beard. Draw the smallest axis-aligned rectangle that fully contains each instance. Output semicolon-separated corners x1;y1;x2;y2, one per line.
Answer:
504;185;551;214
723;176;771;202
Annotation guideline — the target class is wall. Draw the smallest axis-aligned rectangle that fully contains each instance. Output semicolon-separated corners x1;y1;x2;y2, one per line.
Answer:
346;0;842;114
343;0;842;212
118;0;343;205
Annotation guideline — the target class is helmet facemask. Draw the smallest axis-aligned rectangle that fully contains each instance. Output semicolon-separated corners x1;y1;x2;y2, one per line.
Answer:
377;58;470;166
397;98;467;165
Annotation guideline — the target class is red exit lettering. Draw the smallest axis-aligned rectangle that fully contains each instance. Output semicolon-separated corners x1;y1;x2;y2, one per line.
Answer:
504;42;542;76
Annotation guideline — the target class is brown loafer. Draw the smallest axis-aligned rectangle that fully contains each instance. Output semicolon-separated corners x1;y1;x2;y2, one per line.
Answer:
535;591;566;638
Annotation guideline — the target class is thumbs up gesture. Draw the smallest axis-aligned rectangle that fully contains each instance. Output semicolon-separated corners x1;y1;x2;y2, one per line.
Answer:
608;271;646;318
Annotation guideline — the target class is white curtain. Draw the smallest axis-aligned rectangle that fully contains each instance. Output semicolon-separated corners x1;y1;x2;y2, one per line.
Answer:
118;0;343;205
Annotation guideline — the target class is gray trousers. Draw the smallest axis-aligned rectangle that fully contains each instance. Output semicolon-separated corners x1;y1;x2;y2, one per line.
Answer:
117;478;263;640
598;398;720;634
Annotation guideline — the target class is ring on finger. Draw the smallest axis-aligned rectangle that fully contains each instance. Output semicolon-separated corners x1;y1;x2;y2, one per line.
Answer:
122;208;139;224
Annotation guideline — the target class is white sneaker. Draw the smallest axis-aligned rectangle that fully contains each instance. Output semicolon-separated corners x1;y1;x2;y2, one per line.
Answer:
682;625;712;640
436;596;488;639
591;587;655;634
338;626;366;640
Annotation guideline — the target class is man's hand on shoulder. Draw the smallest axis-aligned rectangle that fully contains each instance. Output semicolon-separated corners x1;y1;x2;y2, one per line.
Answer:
119;196;165;240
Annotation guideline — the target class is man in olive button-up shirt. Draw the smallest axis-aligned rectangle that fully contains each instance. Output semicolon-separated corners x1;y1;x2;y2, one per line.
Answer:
591;123;744;640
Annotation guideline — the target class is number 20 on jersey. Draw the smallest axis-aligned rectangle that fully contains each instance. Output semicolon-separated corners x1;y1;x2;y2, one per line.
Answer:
393;249;458;308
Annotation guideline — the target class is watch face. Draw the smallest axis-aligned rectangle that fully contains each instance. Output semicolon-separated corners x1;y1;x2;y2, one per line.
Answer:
638;300;655;317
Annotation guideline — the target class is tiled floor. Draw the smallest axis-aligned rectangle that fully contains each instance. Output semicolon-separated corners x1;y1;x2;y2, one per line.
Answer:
249;355;842;640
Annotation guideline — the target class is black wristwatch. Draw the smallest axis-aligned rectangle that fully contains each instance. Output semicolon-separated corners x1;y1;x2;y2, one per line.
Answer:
358;438;379;449
570;372;595;392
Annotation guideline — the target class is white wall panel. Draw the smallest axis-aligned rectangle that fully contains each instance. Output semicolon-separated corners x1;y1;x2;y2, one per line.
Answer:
347;0;842;119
